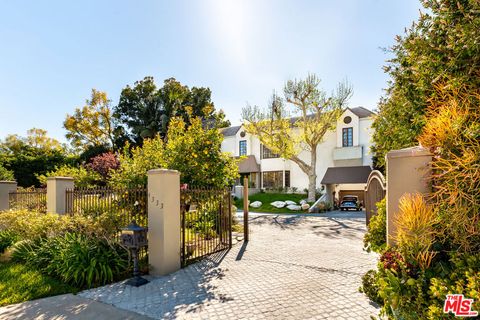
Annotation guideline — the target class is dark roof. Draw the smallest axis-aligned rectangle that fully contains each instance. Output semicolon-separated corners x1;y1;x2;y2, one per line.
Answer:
321;166;372;184
220;125;241;137
236;155;260;173
349;107;375;118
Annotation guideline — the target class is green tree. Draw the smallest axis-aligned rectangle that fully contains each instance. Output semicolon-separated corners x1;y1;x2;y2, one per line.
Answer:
64;89;117;151
110;116;238;189
114;77;230;144
0;164;14;181
242;74;352;201
164;117;239;188
372;0;480;170
0;129;68;187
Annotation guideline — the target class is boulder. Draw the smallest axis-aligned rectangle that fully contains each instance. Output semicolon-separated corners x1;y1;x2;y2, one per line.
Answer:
287;204;302;211
270;201;286;208
250;201;262;208
300;199;307;205
301;203;310;210
285;200;297;205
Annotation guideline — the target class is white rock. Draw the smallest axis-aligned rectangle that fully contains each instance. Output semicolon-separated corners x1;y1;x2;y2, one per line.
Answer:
250;201;262;208
287;204;302;211
300;199;307;205
301;203;310;210
285;200;297;205
270;201;286;208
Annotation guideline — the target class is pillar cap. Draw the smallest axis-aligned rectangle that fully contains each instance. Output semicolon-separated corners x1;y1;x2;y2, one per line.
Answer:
0;181;17;184
386;146;432;159
147;169;179;175
46;176;74;181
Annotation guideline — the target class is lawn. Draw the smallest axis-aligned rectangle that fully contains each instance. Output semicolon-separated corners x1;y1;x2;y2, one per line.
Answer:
235;192;313;213
0;261;76;307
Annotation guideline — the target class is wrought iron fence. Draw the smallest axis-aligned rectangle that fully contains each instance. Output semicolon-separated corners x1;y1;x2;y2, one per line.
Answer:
9;188;47;212
65;187;148;238
180;187;232;267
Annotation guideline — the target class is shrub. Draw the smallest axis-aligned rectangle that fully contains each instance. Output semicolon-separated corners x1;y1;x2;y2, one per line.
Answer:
50;233;128;288
360;269;382;305
0;230;18;253
86;152;119;182
0;164;14;181
11;239;41;264
37;165;101;188
427;253;480;319
12;233;129;289
419;88;480;253
0;209;118;243
363;198;386;253
394;194;439;264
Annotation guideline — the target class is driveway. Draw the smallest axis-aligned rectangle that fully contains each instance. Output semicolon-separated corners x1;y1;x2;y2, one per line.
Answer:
78;211;379;319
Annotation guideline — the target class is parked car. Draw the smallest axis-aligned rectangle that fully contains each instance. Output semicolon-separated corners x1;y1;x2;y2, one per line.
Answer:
339;195;362;211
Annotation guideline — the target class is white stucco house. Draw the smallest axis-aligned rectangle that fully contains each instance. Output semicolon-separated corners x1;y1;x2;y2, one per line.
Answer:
220;107;375;204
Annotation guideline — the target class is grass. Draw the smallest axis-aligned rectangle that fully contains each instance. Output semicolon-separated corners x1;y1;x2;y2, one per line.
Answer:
235;192;313;213
0;260;76;307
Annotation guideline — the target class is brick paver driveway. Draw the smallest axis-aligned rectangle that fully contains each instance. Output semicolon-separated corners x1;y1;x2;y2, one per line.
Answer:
80;212;379;319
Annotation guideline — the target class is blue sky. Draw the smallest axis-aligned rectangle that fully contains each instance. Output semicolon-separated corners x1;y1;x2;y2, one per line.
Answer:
0;0;422;142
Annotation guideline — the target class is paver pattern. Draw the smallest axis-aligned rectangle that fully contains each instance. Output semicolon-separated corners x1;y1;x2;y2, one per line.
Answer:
80;212;379;319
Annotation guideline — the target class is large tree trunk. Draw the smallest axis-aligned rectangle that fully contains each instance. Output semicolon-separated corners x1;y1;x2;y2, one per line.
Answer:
307;148;317;202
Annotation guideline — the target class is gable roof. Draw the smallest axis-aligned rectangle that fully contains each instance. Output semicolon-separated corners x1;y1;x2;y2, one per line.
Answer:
220;125;242;137
348;107;375;118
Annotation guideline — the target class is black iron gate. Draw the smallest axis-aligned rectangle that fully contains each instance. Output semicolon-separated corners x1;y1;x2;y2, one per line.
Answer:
180;187;232;267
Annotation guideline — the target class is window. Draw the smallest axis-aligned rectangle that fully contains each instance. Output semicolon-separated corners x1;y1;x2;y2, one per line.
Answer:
239;140;247;156
284;171;290;188
262;171;283;188
343;116;352;124
261;144;279;159
342;127;353;147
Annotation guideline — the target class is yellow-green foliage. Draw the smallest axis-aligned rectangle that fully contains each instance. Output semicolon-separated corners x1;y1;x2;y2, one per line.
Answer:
395;194;438;261
37;165;101;188
419;87;480;253
110;117;239;189
109;135;166;189
363;198;387;253
0;209;120;241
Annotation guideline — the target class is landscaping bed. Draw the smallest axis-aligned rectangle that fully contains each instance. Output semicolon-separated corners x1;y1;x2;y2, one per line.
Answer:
235;193;315;213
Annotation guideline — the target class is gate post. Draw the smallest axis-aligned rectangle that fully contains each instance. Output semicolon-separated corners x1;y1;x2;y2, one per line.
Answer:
386;146;432;246
147;169;181;276
0;181;17;211
46;177;74;214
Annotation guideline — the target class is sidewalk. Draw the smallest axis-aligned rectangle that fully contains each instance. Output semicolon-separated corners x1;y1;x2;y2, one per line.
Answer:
0;294;151;320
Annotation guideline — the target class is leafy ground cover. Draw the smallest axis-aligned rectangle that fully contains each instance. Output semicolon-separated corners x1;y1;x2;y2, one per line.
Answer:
235;192;312;213
0;260;75;307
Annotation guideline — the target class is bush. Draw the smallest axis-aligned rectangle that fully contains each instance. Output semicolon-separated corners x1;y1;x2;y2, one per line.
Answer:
363;198;386;253
86;152;119;182
51;233;128;288
0;230;18;253
0;164;14;181
360;269;382;305
12;233;129;288
37;165;101;188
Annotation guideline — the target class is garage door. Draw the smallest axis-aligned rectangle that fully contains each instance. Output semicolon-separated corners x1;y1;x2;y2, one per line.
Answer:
339;190;365;205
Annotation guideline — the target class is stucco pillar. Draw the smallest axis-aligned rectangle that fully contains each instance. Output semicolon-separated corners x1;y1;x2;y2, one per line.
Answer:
46;177;74;214
386;146;432;246
147;169;181;276
0;181;17;211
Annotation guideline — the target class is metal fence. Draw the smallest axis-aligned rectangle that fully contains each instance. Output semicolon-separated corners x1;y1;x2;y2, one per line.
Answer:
180;187;232;267
9;188;47;212
65;187;148;234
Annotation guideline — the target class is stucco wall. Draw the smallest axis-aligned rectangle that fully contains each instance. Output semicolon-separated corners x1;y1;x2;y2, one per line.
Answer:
220;109;374;191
